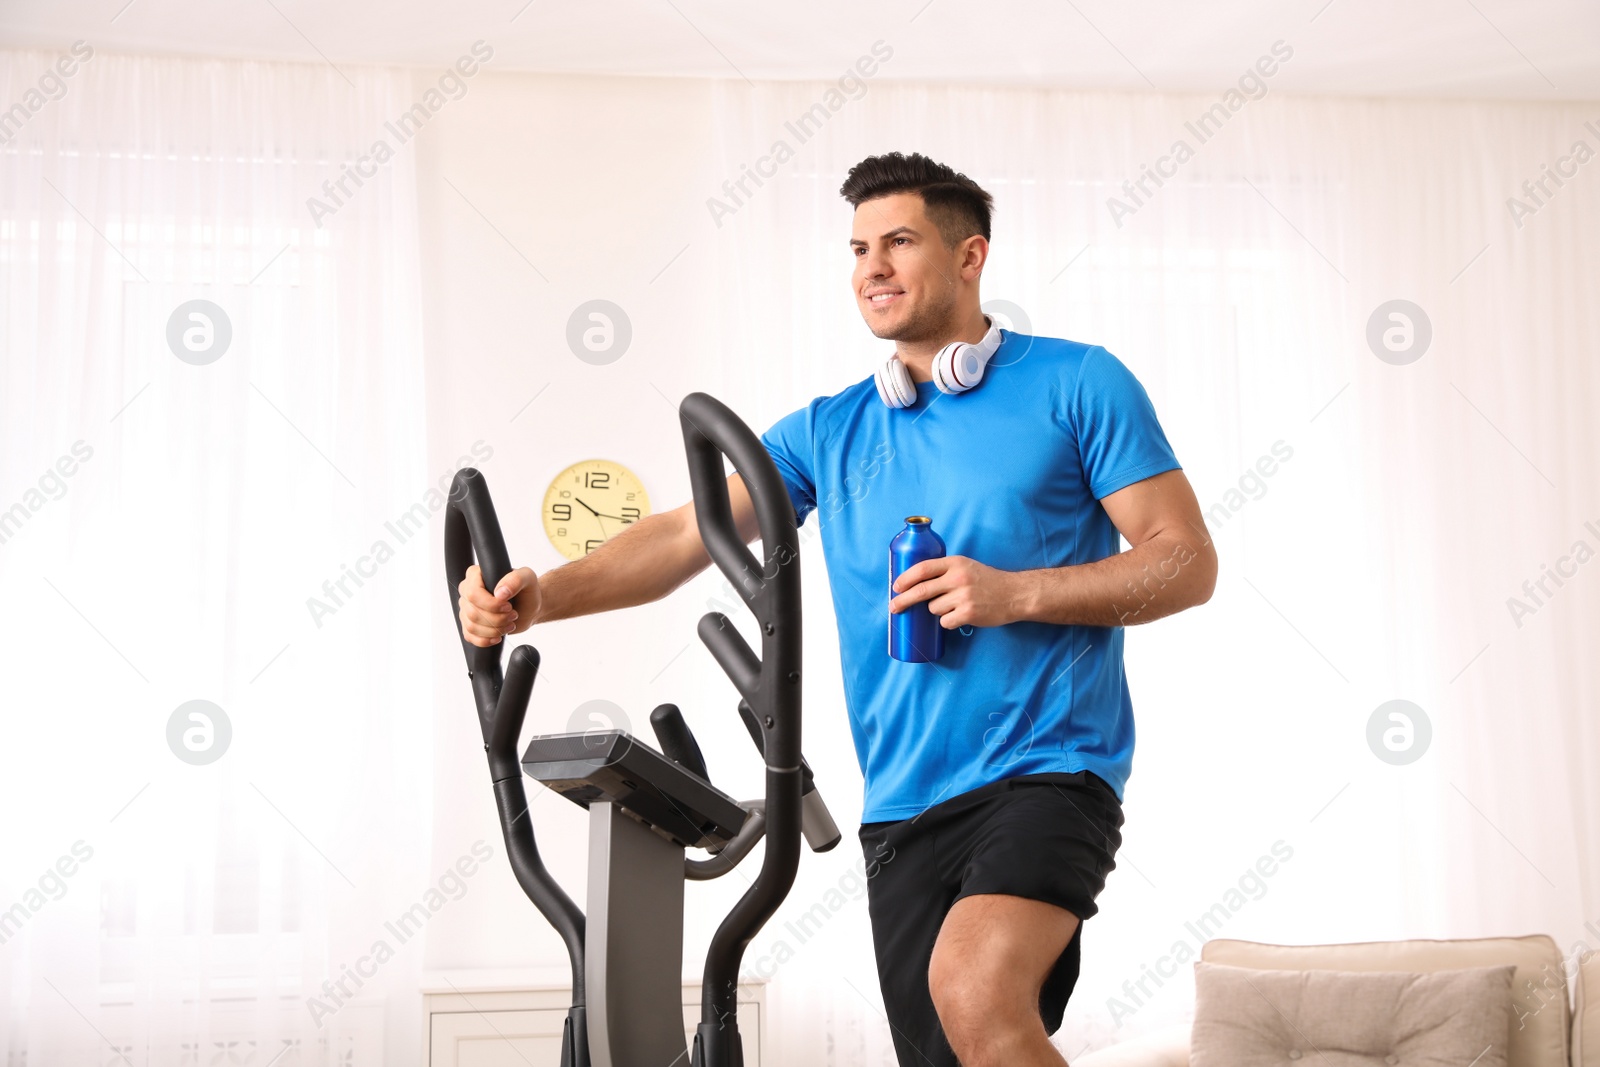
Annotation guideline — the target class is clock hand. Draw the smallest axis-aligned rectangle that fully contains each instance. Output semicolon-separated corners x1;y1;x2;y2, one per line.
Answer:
574;496;628;521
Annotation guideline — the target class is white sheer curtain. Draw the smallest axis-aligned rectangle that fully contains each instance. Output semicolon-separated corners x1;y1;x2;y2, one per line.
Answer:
0;49;431;1064
703;79;1600;1059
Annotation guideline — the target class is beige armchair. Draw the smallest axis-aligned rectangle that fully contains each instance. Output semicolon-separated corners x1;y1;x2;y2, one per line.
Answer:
1077;935;1599;1067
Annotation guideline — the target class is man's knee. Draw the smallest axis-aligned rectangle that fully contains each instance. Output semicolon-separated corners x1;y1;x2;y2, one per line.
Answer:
928;944;1040;1056
927;896;1082;1062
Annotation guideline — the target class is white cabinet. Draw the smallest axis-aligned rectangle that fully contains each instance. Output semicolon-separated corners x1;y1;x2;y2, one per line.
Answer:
423;971;766;1067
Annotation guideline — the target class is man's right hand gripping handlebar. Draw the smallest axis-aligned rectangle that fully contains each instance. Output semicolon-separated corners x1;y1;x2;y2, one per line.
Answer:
458;564;540;647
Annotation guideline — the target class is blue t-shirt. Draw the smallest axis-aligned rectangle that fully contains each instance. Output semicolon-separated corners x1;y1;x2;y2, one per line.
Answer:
759;332;1181;822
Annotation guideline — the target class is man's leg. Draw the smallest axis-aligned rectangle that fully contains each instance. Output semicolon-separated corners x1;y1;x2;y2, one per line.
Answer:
864;771;1120;1065
927;893;1080;1067
860;820;964;1067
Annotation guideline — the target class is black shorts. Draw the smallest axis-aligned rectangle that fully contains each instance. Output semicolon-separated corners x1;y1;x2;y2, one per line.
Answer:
857;770;1124;1067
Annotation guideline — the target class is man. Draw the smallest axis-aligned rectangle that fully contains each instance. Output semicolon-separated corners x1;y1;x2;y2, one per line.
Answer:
459;151;1216;1067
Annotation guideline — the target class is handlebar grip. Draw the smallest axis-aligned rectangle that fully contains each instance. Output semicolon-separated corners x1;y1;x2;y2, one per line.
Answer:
490;646;540;782
444;468;516;739
649;703;710;783
801;788;842;853
698;613;760;707
446;468;514;593
678;392;798;604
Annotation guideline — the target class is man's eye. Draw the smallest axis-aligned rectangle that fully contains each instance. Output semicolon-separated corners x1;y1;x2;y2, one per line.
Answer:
894;237;908;245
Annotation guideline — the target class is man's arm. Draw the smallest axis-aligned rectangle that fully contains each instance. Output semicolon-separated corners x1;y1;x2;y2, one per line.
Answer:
530;473;761;625
1014;468;1217;627
460;473;762;645
887;469;1217;630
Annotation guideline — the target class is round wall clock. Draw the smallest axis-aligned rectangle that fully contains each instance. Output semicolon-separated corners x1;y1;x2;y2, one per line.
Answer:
541;458;652;561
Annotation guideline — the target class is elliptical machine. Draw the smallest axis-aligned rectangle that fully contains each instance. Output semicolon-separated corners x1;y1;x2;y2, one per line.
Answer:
444;391;840;1067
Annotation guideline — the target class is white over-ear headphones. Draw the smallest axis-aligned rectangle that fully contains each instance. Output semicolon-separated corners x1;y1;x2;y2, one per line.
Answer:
874;316;1003;409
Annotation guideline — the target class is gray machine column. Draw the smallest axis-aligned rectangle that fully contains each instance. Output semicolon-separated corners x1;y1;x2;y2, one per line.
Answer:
585;800;689;1067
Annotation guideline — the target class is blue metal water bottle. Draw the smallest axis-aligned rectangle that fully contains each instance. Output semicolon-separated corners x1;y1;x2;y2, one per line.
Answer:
890;515;946;662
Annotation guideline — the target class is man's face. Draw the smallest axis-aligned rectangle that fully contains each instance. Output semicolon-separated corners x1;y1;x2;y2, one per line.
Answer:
849;192;963;344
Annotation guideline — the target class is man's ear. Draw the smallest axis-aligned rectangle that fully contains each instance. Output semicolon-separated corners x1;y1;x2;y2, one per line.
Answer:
961;235;989;278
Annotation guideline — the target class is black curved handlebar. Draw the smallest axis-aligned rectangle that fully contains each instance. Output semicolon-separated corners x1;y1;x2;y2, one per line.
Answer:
444;469;588;1020
679;392;804;767
650;703;711;782
678;392;805;1058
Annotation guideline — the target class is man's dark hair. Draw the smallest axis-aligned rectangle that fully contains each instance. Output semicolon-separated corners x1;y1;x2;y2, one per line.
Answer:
839;151;994;249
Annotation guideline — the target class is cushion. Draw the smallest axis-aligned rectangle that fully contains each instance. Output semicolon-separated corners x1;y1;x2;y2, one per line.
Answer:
1578;948;1600;1067
1191;960;1515;1067
1203;936;1570;1067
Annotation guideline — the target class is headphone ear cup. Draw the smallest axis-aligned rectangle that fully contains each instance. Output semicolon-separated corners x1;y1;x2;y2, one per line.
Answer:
955;347;985;388
933;320;1001;394
890;358;916;406
876;357;916;408
932;342;964;394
